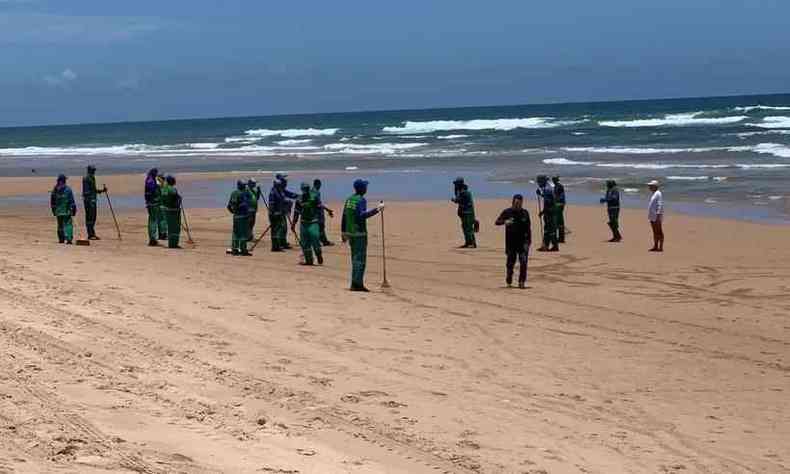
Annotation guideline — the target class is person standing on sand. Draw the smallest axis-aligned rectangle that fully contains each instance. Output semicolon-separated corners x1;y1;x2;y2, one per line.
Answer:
51;174;77;244
495;194;532;289
144;169;162;246
156;174;169;240
451;177;477;248
228;180;252;256
161;175;183;249
600;180;622;242
342;179;384;292
81;165;106;240
313;179;335;246
247;178;261;239
552;176;566;243
292;182;324;266
647;180;664;252
536;175;559;252
268;174;298;252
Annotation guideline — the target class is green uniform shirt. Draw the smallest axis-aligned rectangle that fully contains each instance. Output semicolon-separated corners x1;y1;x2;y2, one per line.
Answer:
51;186;75;216
248;186;260;212
295;190;320;224
343;194;364;237
82;175;99;200
228;189;251;216
161;185;181;210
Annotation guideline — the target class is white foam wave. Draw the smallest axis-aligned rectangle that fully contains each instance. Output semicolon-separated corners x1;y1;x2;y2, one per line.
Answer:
735;130;790;138
733;105;790;112
189;143;220;149
754;116;790;129
437;134;470;139
244;127;338;138
667;176;709;181
383;117;580;134
742;143;790;158
323;142;427;155
600;112;747;128
543;157;790;170
562;146;724;155
275;139;312;146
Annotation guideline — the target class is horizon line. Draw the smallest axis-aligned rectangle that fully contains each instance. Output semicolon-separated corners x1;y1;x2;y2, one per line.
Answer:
2;90;789;130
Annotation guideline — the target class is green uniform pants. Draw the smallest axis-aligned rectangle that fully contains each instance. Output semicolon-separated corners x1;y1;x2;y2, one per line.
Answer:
147;205;161;242
543;211;558;248
164;209;181;248
461;213;476;246
84;198;97;237
56;215;74;243
349;235;368;289
300;222;322;264
554;204;566;242
248;211;257;241
158;205;168;239
270;213;287;250
232;214;250;253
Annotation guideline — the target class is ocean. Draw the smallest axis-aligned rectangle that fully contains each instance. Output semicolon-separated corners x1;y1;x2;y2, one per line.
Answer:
2;93;790;221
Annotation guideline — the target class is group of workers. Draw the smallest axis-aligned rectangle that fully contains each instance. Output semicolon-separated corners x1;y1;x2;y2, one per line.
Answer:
50;166;665;291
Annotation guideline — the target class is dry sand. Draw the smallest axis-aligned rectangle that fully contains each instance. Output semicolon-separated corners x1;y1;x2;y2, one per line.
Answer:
0;188;788;473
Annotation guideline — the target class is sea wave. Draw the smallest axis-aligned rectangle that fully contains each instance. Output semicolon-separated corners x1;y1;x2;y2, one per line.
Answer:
735;130;790;138
323;142;427;155
733;105;790;112
747;143;790;158
543;157;790;170
562;146;724;154
667;176;709;181
600;112;747;128
383;117;581;134
754;116;790;129
275;139;312;146
437;134;470;139
244;127;339;138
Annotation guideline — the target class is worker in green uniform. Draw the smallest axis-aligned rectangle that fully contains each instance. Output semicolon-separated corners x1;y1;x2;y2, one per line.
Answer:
313;179;335;246
144;168;162;246
536;174;559;252
227;180;252;256
291;182;324;266
156;174;168;240
552;176;566;243
50;174;77;244
81;165;106;240
451;177;477;248
342;179;384;291
600;180;622;242
161;175;183;249
268;174;299;252
247;178;261;240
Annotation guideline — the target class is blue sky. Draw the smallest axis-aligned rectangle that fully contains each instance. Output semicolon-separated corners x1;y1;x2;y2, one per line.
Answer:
1;0;788;126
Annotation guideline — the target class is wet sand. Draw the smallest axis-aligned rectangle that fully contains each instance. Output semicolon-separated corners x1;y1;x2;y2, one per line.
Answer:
0;193;788;473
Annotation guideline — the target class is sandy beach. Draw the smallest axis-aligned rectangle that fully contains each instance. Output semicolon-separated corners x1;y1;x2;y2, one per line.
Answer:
0;178;788;473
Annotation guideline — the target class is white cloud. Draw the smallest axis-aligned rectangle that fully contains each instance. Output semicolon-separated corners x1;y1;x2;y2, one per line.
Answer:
44;68;77;87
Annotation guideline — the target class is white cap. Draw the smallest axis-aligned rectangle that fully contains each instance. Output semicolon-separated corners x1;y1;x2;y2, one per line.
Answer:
647;180;660;186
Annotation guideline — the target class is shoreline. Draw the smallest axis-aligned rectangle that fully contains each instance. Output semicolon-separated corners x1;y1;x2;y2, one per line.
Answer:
1;170;788;225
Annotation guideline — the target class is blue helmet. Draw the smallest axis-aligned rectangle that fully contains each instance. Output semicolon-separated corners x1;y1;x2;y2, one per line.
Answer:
237;180;246;190
353;179;369;192
57;174;67;183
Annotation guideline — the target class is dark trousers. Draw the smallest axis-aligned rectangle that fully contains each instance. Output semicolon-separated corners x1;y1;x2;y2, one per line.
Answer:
608;208;621;239
248;212;257;241
84;198;97;237
554;204;565;242
506;249;528;284
650;218;664;249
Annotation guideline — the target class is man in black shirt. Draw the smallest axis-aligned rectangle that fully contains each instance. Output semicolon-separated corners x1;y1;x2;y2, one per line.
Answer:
495;194;532;289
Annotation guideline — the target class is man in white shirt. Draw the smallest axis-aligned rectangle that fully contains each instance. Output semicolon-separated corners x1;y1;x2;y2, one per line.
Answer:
647;180;664;252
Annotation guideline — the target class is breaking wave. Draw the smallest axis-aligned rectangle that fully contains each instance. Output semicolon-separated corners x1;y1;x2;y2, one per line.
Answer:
733;105;790;112
754;116;790;129
382;117;581;134
562;146;725;154
243;127;339;138
543;157;790;170
600;112;747;128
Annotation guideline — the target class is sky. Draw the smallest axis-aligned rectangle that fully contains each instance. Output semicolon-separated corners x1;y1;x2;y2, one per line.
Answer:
1;0;789;126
